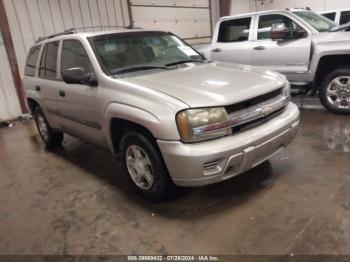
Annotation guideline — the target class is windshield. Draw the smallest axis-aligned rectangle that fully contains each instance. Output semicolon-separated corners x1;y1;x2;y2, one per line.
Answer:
293;11;337;32
88;31;204;75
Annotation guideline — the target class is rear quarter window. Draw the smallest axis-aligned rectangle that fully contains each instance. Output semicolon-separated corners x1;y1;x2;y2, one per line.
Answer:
39;41;59;80
24;45;41;77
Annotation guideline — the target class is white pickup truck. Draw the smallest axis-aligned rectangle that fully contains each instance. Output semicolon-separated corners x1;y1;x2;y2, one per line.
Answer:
196;9;350;114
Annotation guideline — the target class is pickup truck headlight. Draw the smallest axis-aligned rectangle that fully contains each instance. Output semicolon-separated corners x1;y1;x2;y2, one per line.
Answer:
282;81;291;97
176;107;232;143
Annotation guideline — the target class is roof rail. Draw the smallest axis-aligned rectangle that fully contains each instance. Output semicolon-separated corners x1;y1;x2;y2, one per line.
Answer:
35;24;141;43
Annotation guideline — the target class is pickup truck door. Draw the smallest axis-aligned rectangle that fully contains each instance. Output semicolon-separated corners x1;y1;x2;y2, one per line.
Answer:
56;39;105;147
251;13;312;83
210;16;254;64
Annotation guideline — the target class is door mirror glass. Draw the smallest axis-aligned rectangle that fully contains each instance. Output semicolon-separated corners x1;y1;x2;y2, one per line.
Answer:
271;23;291;40
62;67;97;86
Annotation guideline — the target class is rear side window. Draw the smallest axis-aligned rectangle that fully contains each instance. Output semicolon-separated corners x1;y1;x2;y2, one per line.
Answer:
61;40;92;77
340;11;350;25
39;41;59;80
218;17;251;42
322;12;336;21
24;45;41;76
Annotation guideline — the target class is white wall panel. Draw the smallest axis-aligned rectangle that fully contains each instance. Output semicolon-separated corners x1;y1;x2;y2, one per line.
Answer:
4;0;130;74
130;0;212;43
230;0;252;15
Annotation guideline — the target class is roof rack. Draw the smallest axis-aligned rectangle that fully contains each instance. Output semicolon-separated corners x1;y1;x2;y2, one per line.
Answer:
35;25;141;43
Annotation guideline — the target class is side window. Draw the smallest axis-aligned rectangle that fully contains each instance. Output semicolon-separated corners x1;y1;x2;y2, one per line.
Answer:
340;11;350;25
218;17;251;43
322;12;336;21
61;40;92;77
24;45;41;77
39;41;59;80
258;14;306;40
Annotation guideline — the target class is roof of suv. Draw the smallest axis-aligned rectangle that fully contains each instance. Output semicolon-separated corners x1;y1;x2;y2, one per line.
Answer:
35;28;165;44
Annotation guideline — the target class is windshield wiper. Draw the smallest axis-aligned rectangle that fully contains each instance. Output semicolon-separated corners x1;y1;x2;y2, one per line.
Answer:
165;60;205;67
112;65;169;75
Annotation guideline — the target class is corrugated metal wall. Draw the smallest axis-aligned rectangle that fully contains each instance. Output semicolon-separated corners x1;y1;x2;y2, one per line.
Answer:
0;31;22;121
3;0;130;74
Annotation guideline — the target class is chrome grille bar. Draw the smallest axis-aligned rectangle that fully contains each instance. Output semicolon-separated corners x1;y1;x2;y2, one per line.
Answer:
193;94;289;135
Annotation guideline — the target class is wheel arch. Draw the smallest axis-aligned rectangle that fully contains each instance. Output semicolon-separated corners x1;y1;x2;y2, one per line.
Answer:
312;54;350;95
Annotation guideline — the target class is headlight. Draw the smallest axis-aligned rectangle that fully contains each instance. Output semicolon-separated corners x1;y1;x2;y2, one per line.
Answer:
176;107;232;143
282;81;291;98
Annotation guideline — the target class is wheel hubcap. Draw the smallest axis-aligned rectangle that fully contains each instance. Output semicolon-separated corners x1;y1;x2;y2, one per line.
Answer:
37;114;49;142
326;76;350;109
126;145;154;190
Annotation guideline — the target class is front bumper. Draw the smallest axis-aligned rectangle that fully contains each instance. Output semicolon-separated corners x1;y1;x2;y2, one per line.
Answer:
157;102;300;187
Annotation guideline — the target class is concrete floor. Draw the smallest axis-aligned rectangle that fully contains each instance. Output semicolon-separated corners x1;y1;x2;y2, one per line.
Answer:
0;108;350;256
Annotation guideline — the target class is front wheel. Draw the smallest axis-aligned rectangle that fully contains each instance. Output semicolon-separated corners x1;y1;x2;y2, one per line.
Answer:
120;132;174;202
319;68;350;114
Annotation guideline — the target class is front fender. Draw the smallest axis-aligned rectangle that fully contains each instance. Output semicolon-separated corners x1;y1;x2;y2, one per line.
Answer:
103;102;180;153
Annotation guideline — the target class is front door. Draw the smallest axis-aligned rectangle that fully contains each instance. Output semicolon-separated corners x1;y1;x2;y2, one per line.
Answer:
210;16;253;65
251;13;312;83
56;39;104;147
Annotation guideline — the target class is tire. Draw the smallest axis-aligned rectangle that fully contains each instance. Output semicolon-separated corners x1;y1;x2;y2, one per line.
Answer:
319;68;350;114
120;131;174;202
34;107;64;147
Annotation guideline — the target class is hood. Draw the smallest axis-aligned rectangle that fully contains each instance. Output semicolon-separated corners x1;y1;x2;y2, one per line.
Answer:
123;62;286;108
330;22;350;32
312;31;350;44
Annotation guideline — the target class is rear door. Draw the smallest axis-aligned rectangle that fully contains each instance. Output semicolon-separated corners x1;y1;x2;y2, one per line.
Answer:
251;13;312;83
211;16;254;64
35;41;62;124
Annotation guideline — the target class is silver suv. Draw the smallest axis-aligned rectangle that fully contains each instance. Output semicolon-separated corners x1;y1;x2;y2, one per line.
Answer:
24;29;300;201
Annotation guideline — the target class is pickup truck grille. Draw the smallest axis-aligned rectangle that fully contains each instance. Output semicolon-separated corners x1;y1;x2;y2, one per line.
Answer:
224;88;288;134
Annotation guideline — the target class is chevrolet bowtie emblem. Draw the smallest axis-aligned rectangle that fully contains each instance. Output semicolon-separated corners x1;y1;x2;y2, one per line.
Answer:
261;104;273;116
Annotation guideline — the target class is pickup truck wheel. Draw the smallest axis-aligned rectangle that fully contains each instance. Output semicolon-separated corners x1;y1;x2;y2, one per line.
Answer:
320;68;350;114
34;107;63;147
120;132;174;202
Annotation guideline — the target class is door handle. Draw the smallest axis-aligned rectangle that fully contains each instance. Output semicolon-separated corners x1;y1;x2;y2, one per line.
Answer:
59;90;65;97
35;85;41;91
253;46;266;51
211;48;222;53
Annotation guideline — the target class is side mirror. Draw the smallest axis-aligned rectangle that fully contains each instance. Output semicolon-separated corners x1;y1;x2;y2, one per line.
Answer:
271;23;291;41
62;67;97;87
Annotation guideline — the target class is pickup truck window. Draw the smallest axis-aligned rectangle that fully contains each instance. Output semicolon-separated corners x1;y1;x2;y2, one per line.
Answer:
322;12;336;22
340;11;350;25
89;31;203;75
258;14;306;40
25;45;41;77
61;40;93;78
39;41;59;80
218;17;251;42
293;11;337;32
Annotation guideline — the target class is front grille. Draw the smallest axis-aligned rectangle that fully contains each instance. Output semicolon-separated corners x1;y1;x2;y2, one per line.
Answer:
225;88;282;114
231;107;285;134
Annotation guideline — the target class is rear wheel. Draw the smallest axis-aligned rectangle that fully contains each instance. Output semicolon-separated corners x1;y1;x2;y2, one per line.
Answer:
34;107;63;147
120;131;174;202
319;68;350;114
